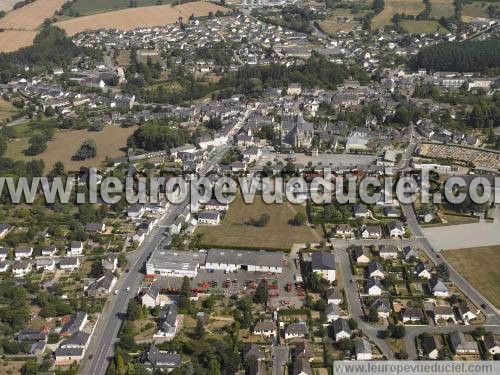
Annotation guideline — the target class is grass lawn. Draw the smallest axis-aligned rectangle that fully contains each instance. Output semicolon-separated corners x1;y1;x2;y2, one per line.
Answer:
401;20;448;34
5;125;137;172
430;0;455;19
0;98;19;122
372;0;425;29
442;246;500;308
196;194;321;251
63;0;173;16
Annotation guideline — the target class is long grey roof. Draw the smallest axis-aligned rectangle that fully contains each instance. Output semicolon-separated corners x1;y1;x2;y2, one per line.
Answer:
206;249;283;268
311;251;335;270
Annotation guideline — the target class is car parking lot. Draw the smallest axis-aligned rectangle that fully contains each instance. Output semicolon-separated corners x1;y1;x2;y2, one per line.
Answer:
152;253;306;308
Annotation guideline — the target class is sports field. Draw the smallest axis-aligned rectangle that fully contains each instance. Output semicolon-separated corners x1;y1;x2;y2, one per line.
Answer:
5;125;137;171
55;1;228;36
195;194;321;251
443;246;500;308
372;0;425;29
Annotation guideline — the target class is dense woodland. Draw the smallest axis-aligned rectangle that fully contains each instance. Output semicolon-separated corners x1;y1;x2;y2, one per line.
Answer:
410;38;500;73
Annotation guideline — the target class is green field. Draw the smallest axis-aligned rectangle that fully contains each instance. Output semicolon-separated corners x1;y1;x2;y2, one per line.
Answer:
195;194;321;251
0;98;19;122
372;0;425;29
430;0;455;19
401;20;448;34
443;246;500;308
63;0;175;17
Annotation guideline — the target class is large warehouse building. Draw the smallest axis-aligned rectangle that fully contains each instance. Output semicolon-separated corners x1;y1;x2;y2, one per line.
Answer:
203;249;284;273
146;249;285;277
146;250;206;277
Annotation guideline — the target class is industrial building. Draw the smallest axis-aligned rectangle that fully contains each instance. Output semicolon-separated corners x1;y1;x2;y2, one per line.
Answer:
203;249;284;273
145;250;207;277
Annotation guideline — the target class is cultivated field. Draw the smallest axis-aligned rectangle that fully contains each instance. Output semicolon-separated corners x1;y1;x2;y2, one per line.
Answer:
55;1;228;36
63;0;170;16
401;20;447;34
318;9;366;34
462;3;489;22
372;0;425;29
196;194;321;251
5;125;137;171
430;0;455;19
0;0;66;30
0;30;38;52
443;246;500;307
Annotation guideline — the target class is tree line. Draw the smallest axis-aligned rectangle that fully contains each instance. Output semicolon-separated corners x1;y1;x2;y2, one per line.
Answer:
410;38;500;73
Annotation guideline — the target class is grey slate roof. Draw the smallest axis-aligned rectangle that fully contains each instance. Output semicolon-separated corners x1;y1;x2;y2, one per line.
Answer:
311;251;335;270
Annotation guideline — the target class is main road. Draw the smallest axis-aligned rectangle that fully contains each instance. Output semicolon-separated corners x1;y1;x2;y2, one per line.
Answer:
79;108;251;375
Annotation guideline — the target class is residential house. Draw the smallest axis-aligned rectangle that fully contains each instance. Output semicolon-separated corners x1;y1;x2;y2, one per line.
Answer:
484;332;500;356
36;258;56;272
388;220;405;238
354;338;372;360
203;199;229;211
12;260;32;277
0;261;9;273
102;255;118;272
285;322;309;340
16;328;47;355
352;246;370;264
449;331;479;354
434;305;455;322
336;224;353;238
332;319;351;341
0;247;8;261
378;245;398;260
41;245;57;257
402;246;419;262
0;223;12;239
143;345;181;371
243;343;265;362
60;311;88;337
59;257;80;272
458;302;477;322
414;262;432;279
87;272;117;297
294;341;313;361
429;278;449;297
142;284;160;308
14;247;33;260
383;206;399;218
85;223;106;233
361;224;382;239
325;288;343;305
353;204;369;218
402;308;424;323
311;251;336;282
287;83;302;96
68;241;83;256
422;335;441;359
371;298;390;318
128;203;145;219
367;277;382;296
154;304;178;340
197;210;221;225
54;347;85;365
324;303;340;322
253;321;277;337
367;261;385;279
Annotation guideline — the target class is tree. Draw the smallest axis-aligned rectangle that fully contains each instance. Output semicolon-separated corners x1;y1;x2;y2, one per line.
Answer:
74;139;97;160
388;323;406;339
178;276;192;310
292;212;306;226
368;306;379;323
254;281;268;305
348;318;358;330
194;317;205;339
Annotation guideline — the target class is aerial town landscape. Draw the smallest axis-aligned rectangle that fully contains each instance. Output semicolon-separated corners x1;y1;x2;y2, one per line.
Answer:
0;0;499;374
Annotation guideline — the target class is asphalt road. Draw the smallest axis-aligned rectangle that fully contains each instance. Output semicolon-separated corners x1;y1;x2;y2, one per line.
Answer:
79;109;250;374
